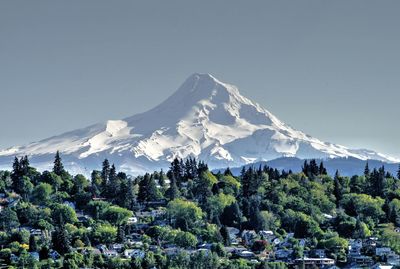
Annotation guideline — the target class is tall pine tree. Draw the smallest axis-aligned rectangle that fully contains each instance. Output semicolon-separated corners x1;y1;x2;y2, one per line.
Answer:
364;162;370;177
101;159;110;194
53;151;64;176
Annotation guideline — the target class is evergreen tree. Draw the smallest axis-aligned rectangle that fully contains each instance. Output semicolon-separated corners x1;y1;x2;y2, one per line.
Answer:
364;162;370;177
29;234;38;252
20;155;30;176
221;202;242;228
319;161;327;175
53;151;64;176
302;160;309;175
220;226;230;246
109;164;117;182
119;179;137;210
117;225;125;243
224;167;233;177
334;170;342;207
101;159;110;193
166;174;180;201
138;173;160;202
309;159;319;177
52;216;70;255
169;158;183;186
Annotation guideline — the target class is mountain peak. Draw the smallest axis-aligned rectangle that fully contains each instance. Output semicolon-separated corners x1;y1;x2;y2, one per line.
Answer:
0;73;398;175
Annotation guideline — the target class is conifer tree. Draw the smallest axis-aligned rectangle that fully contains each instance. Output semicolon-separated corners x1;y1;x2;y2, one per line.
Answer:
101;159;110;193
11;157;21;192
309;159;319;177
109;164;117;182
52;216;70;255
364;162;370;177
166;174;180;201
169;158;183;186
220;226;230;246
20;155;30;176
138;173;159;202
117;225;125;243
334;170;342;207
29;234;38;252
53;151;64;176
319;162;327;175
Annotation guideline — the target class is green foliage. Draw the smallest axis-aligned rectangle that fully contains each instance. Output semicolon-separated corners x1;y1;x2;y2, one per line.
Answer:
101;205;133;225
341;193;385;224
90;223;117;244
51;204;78;224
174;231;198;248
0;207;19;231
167;198;203;231
206;192;236;220
32;183;53;204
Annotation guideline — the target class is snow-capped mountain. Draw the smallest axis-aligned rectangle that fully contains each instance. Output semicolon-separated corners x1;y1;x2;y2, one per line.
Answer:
0;73;398;175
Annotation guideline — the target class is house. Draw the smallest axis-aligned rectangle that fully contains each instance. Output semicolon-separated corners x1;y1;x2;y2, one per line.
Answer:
349;255;374;267
127;217;138;224
30;228;42;236
224;246;247;254
103;250;119;257
348;239;363;257
124;249;145;259
387;253;400;266
49;250;60;260
376;247;393;257
96;244;108;253
226;227;240;240
164;247;181;256
274;249;293;260
111;244;124;253
242;230;257;246
371;264;393;269
236;250;256;259
29;252;40;261
295;257;335;268
127;239;143;248
197;243;212;250
77;215;91;223
272;238;281;246
310;249;326;258
259;230;274;240
63;201;76;210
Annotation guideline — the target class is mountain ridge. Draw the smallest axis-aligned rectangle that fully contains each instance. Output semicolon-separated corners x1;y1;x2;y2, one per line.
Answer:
0;73;398;174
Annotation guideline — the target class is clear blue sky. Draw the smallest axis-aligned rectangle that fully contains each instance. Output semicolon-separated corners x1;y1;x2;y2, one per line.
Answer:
0;0;399;158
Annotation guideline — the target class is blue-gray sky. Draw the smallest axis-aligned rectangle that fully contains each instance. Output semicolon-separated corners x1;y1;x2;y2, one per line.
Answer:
0;0;399;158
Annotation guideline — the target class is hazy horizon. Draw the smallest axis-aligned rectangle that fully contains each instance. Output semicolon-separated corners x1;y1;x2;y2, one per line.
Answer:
1;1;399;158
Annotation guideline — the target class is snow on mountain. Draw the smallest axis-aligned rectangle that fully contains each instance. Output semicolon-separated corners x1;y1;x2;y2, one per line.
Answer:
0;73;398;174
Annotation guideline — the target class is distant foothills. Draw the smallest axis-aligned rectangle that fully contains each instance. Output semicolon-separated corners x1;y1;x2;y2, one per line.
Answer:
0;152;399;268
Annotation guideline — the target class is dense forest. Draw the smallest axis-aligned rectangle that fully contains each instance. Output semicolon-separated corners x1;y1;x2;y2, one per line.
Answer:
0;152;399;268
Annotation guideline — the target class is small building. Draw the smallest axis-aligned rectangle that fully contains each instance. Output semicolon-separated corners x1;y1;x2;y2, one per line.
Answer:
236;250;256;259
274;249;293;260
124;249;145;259
371;264;393;269
311;249;326;258
111;244;124;253
349;255;374;267
376;247;393;257
103;250;119;257
295;257;335;268
242;230;257;246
